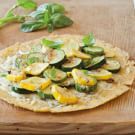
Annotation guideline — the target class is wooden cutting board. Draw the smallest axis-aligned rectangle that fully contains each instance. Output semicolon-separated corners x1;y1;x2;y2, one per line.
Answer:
0;0;135;134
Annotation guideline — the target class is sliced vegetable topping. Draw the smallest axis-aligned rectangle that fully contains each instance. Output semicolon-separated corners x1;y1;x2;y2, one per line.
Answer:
82;59;91;68
44;68;67;83
75;83;97;93
58;77;75;87
7;72;26;82
103;59;121;73
72;69;97;86
71;49;91;59
62;57;82;71
24;62;49;75
52;85;78;104
44;49;65;65
88;69;112;80
12;86;34;94
19;77;51;91
27;52;44;65
3;33;123;105
83;46;104;56
86;56;106;69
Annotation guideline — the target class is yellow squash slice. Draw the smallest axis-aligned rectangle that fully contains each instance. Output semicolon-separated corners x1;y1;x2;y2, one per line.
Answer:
19;77;51;91
52;85;78;104
7;72;26;82
24;62;49;75
72;69;97;86
72;49;91;59
88;69;112;80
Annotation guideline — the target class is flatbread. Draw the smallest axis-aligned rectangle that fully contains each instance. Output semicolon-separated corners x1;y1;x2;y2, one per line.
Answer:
0;34;134;113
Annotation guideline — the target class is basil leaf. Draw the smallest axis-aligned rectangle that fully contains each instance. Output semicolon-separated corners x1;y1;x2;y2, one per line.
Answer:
29;10;44;19
44;10;51;25
47;23;54;33
49;3;65;14
21;21;46;32
51;13;73;28
82;33;96;46
37;3;49;12
17;0;37;10
41;38;63;49
37;3;65;14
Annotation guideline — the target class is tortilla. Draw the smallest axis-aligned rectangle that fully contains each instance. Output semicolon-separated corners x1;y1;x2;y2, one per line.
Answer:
0;34;134;113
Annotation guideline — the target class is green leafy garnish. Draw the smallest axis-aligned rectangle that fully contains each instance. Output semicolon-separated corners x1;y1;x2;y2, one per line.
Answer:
41;38;63;49
37;90;54;100
21;21;46;32
51;13;73;28
24;3;72;32
37;3;65;14
0;0;36;28
82;33;96;46
26;57;40;65
0;2;73;32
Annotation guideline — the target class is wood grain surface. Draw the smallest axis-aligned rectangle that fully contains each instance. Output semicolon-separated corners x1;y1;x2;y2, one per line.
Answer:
0;0;135;134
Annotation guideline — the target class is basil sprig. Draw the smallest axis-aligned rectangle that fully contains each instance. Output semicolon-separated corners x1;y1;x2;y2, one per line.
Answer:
21;3;73;32
0;1;73;33
0;0;37;28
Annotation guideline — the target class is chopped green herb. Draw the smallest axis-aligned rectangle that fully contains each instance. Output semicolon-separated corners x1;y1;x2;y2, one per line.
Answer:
50;67;57;79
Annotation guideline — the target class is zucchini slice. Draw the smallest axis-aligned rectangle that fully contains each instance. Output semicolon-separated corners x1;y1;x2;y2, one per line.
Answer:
83;46;104;56
88;69;112;80
44;68;67;83
37;90;54;100
12;86;34;94
82;59;91;68
103;59;121;73
86;56;106;69
75;83;97;93
44;49;65;66
27;52;44;65
58;77;75;87
61;57;82;71
24;63;49;75
72;69;97;86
